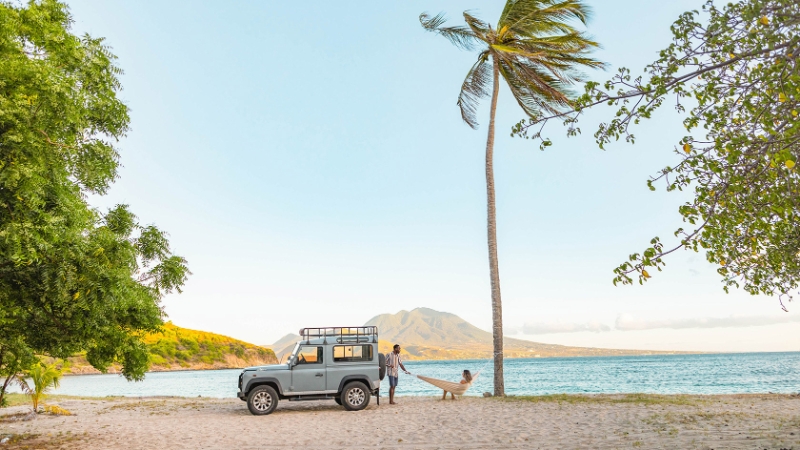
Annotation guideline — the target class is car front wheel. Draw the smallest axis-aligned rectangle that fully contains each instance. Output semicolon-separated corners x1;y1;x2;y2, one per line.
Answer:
247;385;279;415
341;381;370;411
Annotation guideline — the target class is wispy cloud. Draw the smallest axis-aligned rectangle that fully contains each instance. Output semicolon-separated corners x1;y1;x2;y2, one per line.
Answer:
615;313;800;331
522;320;611;335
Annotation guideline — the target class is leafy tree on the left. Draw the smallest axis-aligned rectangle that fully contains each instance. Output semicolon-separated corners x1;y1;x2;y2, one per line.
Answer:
0;0;189;405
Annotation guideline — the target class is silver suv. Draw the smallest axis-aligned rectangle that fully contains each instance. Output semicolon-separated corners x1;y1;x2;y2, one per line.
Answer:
237;326;386;415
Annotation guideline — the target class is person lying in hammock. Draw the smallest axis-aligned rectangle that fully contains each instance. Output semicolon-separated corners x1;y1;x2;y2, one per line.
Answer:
441;370;472;400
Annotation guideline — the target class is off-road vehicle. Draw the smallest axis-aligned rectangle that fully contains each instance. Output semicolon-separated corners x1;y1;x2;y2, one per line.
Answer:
237;326;386;415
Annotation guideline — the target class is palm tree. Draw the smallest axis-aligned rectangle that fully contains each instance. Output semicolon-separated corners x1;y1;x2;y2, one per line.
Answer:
25;362;62;412
420;0;602;396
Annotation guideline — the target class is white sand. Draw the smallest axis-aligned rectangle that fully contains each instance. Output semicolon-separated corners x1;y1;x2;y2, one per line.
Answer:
1;394;799;449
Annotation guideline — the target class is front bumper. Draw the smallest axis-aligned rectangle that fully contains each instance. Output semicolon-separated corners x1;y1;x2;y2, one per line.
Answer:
237;391;246;401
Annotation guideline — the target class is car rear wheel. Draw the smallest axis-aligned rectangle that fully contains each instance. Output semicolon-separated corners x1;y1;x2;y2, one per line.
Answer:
341;381;370;411
247;385;279;415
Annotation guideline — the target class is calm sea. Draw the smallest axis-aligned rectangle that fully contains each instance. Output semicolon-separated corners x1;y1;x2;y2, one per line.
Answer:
32;352;800;398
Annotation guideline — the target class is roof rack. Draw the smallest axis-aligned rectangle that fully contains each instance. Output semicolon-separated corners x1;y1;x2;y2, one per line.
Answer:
298;326;378;344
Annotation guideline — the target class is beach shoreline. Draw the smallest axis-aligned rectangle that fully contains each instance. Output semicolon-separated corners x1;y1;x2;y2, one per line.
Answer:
2;393;799;449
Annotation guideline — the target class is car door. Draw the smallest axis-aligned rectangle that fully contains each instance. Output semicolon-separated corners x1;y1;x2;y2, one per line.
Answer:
327;344;374;391
290;345;326;393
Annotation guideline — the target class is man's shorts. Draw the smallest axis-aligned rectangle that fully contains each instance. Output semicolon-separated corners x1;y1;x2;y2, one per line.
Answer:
388;375;399;387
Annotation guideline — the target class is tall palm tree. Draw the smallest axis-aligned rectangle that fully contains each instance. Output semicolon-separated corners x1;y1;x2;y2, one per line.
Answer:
420;0;602;396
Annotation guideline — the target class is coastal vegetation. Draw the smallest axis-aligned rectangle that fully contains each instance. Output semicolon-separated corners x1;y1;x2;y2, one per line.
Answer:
46;323;277;374
419;0;603;396
23;363;62;412
0;0;188;406
144;323;275;369
513;0;800;307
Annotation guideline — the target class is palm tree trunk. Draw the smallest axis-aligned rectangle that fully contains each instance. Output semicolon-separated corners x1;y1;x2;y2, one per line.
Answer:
485;58;504;397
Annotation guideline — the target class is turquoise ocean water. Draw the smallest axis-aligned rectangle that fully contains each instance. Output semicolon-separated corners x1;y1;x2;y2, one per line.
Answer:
35;352;800;398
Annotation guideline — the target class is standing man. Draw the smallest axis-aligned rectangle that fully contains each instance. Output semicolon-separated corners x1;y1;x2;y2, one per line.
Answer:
386;344;408;405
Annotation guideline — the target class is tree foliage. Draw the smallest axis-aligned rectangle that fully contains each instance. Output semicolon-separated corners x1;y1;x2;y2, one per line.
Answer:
421;1;603;130
513;0;800;308
0;0;189;404
143;323;275;368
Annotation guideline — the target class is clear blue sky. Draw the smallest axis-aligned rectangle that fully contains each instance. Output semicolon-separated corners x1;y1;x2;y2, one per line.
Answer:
66;0;799;351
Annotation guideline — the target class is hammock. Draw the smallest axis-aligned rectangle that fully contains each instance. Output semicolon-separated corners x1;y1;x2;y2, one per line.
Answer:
403;355;494;397
410;371;481;396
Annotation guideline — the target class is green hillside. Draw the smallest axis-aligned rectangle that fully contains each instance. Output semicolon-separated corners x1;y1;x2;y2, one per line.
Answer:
53;323;277;374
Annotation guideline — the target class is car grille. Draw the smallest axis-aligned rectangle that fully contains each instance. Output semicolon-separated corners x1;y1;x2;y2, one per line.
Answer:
238;373;243;390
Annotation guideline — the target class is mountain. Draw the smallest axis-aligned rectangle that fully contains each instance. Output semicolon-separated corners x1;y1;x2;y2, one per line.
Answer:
264;307;687;362
52;322;278;374
366;308;683;360
268;333;301;351
367;308;491;347
268;333;300;361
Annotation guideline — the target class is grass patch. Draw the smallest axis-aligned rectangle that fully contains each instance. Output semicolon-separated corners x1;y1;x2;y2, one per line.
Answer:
101;398;210;415
2;393;29;407
0;411;35;423
2;393;125;408
0;433;41;446
1;432;86;449
500;393;705;406
106;400;167;411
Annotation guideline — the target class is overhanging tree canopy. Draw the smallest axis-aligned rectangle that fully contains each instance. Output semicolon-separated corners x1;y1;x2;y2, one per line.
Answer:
513;0;800;308
0;0;188;400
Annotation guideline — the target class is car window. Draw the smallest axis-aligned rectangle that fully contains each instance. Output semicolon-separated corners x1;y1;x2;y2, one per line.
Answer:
333;345;373;362
296;346;322;364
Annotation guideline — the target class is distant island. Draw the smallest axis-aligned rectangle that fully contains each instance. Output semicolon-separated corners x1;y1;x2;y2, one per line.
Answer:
51;322;277;375
268;308;691;361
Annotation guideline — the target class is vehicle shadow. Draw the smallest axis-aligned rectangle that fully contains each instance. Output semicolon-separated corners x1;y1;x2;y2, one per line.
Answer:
227;399;381;416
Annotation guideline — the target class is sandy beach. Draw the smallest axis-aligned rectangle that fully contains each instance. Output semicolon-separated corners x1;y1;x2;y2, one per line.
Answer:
1;394;799;449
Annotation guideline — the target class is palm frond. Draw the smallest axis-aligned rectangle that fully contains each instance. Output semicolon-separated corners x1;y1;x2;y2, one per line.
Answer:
529;32;601;51
457;52;492;129
496;52;572;117
499;33;604;72
490;43;544;59
420;12;481;51
422;0;602;125
499;0;592;36
462;11;491;40
14;374;31;396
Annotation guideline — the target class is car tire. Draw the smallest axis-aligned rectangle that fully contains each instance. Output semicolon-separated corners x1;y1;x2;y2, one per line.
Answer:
341;381;371;411
247;385;279;416
378;353;386;381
